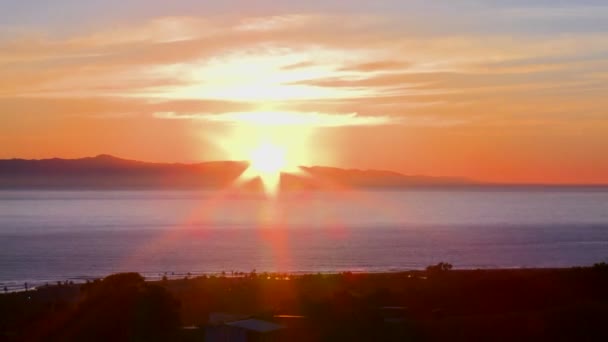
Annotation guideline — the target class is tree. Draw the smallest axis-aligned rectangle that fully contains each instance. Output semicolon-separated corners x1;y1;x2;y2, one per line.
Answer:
593;262;608;271
58;273;180;341
426;262;453;273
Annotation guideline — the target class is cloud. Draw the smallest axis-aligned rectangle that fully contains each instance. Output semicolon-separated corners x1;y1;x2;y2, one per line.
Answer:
337;60;411;72
0;97;255;117
0;12;606;130
280;61;316;70
497;5;608;20
153;110;469;128
154;111;396;127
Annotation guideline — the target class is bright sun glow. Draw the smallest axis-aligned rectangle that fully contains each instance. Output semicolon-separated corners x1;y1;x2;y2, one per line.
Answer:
249;142;287;175
208;111;331;196
243;142;289;196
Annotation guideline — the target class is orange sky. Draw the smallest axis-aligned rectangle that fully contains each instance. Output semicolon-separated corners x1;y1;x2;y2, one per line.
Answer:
1;5;608;184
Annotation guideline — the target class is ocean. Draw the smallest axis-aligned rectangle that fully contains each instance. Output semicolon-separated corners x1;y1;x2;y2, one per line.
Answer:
1;189;608;291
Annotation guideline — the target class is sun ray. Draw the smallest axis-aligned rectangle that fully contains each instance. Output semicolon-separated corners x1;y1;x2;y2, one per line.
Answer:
247;142;286;196
206;111;320;196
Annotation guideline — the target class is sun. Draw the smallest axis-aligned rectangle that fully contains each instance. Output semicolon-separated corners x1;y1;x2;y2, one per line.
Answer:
209;111;323;196
243;142;289;196
249;142;287;176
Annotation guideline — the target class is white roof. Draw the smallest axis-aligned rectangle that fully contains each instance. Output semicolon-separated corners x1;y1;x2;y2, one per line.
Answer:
226;319;285;333
208;312;249;324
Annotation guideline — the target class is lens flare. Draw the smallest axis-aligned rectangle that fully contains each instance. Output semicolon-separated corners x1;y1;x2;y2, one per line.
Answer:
246;142;287;195
206;111;324;196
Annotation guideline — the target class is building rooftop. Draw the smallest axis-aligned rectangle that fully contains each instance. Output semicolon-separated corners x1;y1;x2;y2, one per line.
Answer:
208;312;249;325
226;319;285;333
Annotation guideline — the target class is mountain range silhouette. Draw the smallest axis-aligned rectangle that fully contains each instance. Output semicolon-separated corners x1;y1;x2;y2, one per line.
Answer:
0;154;475;190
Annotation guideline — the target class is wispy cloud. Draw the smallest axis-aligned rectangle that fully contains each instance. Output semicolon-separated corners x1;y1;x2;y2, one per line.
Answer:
154;111;396;127
337;60;411;72
0;12;607;129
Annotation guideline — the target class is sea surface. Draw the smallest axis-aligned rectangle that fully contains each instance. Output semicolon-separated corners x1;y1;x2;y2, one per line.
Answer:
1;189;608;291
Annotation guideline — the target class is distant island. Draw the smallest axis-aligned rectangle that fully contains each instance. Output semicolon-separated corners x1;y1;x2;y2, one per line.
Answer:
0;155;475;190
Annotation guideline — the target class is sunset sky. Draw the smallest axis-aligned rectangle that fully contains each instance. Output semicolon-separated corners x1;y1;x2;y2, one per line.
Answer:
1;0;608;184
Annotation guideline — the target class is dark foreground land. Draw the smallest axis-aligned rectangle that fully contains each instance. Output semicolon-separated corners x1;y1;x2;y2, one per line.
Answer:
2;265;608;341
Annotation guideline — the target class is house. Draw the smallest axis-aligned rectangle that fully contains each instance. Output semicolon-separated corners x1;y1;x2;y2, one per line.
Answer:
208;312;250;325
205;318;286;342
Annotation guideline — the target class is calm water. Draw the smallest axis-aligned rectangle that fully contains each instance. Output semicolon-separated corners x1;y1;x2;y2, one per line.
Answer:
1;189;608;290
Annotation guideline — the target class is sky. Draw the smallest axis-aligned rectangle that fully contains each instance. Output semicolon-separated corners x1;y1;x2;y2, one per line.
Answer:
1;0;608;184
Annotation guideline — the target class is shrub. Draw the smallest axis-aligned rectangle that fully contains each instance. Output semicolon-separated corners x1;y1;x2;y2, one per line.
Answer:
426;262;453;273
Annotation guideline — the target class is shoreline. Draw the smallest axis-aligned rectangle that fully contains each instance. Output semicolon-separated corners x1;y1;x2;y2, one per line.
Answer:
3;265;605;294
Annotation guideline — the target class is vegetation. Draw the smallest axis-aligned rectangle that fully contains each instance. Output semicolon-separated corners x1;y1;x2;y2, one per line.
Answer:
1;273;180;341
593;262;608;271
66;273;180;341
425;262;453;273
2;266;608;341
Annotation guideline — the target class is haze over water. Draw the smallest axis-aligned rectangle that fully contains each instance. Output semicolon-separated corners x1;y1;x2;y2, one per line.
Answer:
1;188;608;291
